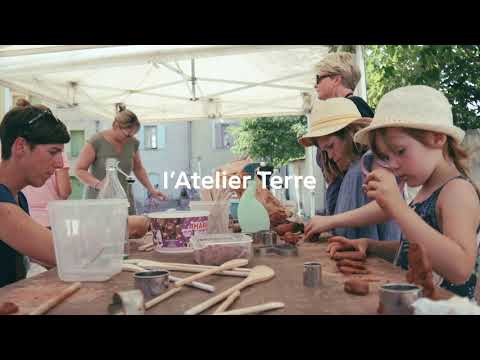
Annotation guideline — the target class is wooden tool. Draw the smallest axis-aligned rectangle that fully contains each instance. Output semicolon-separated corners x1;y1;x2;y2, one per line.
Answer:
169;275;215;293
29;282;82;315
124;260;249;277
145;287;183;310
184;265;275;315
213;290;240;314
174;259;248;288
125;259;252;273
215;302;285;315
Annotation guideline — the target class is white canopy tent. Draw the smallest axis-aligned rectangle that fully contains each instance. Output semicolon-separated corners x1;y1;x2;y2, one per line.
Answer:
0;45;368;123
0;45;368;216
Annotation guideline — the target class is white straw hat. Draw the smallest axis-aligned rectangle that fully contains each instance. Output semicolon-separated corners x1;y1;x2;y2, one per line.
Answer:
299;97;362;147
354;85;465;146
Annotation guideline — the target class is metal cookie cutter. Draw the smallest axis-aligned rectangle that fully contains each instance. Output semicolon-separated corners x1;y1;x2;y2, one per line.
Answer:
108;290;145;315
252;230;278;247
254;244;298;257
134;270;170;298
303;262;322;288
250;230;298;257
378;283;422;315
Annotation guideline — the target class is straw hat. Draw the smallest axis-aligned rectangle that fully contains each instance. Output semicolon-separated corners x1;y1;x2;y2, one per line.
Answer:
354;85;465;146
299;97;362;147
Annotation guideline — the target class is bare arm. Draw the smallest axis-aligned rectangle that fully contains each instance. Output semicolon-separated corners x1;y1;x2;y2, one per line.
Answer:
0;203;56;267
331;201;390;228
391;180;479;284
366;239;401;263
305;201;390;240
305;160;396;240
55;168;72;199
75;143;101;189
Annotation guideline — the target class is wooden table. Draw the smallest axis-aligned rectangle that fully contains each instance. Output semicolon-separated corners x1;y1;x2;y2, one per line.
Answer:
0;242;444;315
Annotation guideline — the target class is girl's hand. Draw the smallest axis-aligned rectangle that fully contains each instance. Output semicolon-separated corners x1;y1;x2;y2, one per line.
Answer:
304;216;334;241
326;236;369;259
363;168;406;217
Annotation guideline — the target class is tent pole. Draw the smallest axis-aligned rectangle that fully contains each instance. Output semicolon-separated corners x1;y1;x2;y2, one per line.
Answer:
191;59;197;101
355;45;368;102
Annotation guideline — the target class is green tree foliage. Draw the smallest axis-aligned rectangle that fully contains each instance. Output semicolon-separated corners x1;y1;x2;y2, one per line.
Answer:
228;116;308;168
365;45;480;130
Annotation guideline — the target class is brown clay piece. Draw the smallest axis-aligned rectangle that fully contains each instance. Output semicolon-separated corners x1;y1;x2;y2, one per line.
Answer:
344;279;370;296
407;242;436;299
338;265;371;275
0;302;19;315
332;251;367;261
282;232;302;245
274;223;296;236
336;259;367;270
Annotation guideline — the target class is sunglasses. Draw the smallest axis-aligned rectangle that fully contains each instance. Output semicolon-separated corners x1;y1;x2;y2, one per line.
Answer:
21;108;63;138
27;108;61;127
316;74;332;86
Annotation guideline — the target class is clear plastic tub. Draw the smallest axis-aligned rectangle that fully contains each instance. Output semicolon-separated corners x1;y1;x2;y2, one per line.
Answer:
48;199;129;282
190;233;253;266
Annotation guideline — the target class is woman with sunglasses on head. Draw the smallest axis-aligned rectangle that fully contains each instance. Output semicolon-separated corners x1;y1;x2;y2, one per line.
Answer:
75;104;166;215
0;102;153;289
0;101;71;287
16;100;73;230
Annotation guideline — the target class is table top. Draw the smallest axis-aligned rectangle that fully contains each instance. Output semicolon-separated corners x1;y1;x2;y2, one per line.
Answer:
0;242;448;315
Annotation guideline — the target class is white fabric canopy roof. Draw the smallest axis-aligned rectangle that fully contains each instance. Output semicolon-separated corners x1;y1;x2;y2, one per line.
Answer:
0;45;331;123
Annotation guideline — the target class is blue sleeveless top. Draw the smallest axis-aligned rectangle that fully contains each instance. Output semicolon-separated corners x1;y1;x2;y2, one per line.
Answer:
0;184;30;288
396;176;478;299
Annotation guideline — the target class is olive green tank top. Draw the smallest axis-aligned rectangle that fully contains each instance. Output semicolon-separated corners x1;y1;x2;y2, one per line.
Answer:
86;132;140;215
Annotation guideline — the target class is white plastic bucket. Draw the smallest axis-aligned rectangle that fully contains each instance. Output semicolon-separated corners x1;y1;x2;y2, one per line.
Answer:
48;199;129;282
147;210;209;253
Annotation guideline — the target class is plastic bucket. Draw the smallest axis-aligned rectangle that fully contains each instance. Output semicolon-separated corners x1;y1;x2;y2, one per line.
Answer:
48;199;129;282
147;210;209;253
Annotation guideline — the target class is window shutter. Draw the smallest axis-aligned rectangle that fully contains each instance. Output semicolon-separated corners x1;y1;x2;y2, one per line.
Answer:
157;125;166;149
138;126;145;150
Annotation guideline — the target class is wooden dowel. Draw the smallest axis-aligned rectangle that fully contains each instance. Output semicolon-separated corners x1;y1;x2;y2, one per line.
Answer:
29;282;82;315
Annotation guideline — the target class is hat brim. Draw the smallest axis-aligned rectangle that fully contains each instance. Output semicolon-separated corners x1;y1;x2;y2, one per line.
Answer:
354;121;465;146
299;115;361;147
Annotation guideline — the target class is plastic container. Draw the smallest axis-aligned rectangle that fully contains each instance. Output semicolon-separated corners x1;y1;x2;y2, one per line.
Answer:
190;233;253;266
147;210;209;253
48;199;129;282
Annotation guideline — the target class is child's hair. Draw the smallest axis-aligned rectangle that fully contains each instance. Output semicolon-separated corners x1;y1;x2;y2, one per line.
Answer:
317;121;370;184
369;127;480;196
113;103;140;129
0;99;70;160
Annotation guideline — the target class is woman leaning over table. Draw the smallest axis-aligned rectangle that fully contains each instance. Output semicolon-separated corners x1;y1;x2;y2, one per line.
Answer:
75;104;166;215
